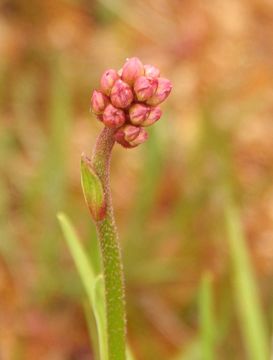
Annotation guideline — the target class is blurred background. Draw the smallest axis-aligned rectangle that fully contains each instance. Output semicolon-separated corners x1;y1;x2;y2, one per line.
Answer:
1;0;273;359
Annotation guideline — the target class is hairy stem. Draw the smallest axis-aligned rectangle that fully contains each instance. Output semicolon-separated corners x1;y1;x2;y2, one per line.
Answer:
91;127;126;360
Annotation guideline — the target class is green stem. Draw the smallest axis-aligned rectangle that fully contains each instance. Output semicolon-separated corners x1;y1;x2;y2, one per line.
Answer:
91;127;126;360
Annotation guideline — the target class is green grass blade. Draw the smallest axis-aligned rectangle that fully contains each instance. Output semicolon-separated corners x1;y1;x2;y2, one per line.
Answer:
57;213;108;360
83;300;101;360
172;340;202;360
126;346;136;360
199;272;215;360
225;203;269;360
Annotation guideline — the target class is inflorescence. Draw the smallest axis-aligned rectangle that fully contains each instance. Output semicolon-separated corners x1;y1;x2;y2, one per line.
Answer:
90;57;172;148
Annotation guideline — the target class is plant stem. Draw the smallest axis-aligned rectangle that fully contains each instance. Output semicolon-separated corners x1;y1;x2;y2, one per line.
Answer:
91;127;126;360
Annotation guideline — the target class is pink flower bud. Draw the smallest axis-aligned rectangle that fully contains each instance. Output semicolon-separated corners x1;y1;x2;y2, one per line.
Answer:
96;114;104;122
90;90;109;114
146;77;172;106
144;64;160;78
121;57;144;85
134;76;158;102
129;103;150;125
110;79;134;109
102;104;125;128
114;125;141;148
142;106;162;127
123;125;141;142
130;127;148;147
100;69;119;95
114;125;148;148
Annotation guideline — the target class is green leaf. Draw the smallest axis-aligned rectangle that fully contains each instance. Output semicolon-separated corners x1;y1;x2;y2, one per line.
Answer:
83;300;100;360
172;340;202;360
58;213;136;360
199;272;216;360
57;213;108;360
81;154;106;221
225;203;269;360
93;274;108;347
126;346;136;360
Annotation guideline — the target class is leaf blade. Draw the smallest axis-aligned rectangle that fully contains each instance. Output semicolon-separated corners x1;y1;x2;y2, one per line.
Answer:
57;212;108;360
81;154;106;221
225;203;269;360
199;272;216;360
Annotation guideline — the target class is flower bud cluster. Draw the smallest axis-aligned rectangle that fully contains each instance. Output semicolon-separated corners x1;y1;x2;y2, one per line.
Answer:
90;57;172;148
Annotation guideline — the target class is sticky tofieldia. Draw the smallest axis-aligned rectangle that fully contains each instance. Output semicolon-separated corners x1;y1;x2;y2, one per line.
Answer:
83;58;172;360
90;57;172;148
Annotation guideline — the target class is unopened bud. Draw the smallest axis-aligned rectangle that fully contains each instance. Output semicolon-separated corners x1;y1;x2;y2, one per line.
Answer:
121;57;144;85
134;76;158;102
142;106;162;127
102;104;125;128
90;90;109;114
129;103;150;125
110;79;134;109
130;127;148;147
123;125;141;142
144;64;160;78
114;125;141;148
100;69;119;95
146;77;172;106
115;125;148;148
81;154;106;221
96;114;104;122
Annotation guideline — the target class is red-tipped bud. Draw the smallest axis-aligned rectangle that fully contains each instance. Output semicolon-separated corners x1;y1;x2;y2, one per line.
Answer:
134;76;158;102
110;79;134;109
130;127;148;147
96;114;104;122
102;104;125;128
144;64;160;78
142;106;162;127
123;125;141;142
90;90;109;114
114;125;140;148
121;57;144;85
115;125;148;148
100;69;119;95
129;103;150;125
146;77;172;106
